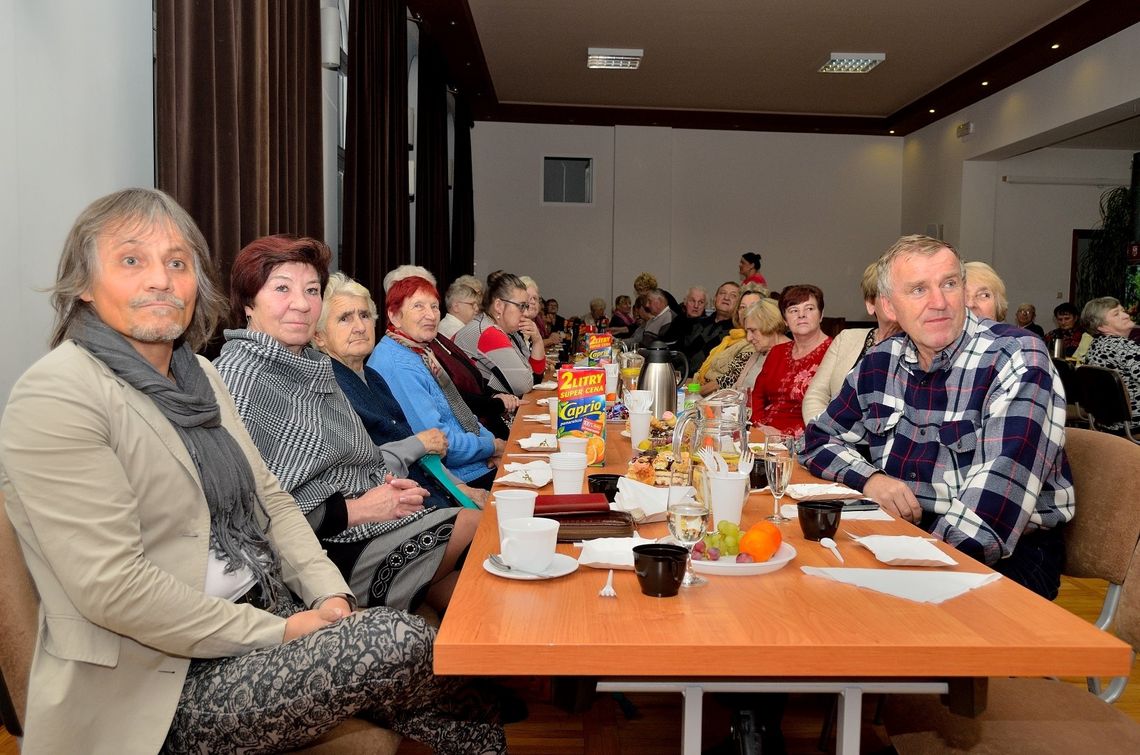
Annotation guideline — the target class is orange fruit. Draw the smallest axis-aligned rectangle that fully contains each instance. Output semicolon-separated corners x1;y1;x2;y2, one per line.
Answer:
585;436;606;465
739;521;782;562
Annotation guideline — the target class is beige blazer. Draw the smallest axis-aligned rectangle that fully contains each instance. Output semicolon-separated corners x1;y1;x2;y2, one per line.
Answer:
801;328;872;424
0;342;350;755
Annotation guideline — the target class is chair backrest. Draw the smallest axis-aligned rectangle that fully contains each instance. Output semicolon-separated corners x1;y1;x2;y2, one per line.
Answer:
1116;534;1140;652
1062;428;1140;584
1052;358;1080;405
0;492;39;736
1075;365;1134;428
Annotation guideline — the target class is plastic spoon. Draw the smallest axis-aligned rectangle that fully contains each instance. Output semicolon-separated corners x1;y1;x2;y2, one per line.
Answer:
820;537;844;563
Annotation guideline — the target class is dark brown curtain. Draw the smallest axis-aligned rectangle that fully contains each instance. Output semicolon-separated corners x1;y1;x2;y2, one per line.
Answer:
156;0;324;340
342;0;409;305
450;95;476;284
267;3;325;237
414;32;451;286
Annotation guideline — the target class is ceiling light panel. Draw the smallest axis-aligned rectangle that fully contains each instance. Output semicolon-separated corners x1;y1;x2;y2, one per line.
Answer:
818;52;885;74
587;47;643;70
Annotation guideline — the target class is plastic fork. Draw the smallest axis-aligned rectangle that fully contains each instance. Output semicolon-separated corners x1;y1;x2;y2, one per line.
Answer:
696;447;721;473
599;569;617;598
738;445;754;477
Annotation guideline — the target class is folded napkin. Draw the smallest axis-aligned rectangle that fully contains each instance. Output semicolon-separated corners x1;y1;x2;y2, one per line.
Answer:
504;460;552;475
576;535;654;570
522;413;552;424
519;433;558;450
612;476;697;523
535;396;557;406
801;566;1001;604
785;483;862;500
532;380;558;391
496;466;553;488
850;534;957;567
780;503;893;521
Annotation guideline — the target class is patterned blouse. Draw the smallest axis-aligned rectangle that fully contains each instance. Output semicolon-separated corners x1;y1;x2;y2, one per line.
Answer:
1084;334;1140;431
750;337;832;434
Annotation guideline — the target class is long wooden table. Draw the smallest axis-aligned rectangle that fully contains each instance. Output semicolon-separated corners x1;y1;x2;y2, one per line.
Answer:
435;393;1132;752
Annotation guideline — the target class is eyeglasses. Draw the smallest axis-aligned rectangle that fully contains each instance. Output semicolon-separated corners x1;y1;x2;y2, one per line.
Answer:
499;297;527;310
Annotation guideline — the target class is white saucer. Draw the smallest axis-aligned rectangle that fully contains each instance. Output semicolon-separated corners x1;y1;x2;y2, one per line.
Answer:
482;553;580;581
620;429;631;438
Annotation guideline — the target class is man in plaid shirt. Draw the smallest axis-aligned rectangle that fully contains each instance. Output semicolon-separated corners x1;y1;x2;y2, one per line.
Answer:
801;235;1074;599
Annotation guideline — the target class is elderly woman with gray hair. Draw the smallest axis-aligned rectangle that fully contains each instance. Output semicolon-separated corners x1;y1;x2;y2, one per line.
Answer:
1081;296;1140;432
313;272;489;509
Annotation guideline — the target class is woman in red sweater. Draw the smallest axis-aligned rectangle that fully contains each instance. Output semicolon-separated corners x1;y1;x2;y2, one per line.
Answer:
751;284;831;435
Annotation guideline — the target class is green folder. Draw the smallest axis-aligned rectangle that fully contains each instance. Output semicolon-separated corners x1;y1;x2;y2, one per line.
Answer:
418;453;478;508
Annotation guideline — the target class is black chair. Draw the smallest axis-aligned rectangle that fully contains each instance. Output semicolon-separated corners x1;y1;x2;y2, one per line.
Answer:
1051;358;1090;428
1075;364;1139;443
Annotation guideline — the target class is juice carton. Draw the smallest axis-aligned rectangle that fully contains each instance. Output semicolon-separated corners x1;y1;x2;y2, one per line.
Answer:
585;332;614;366
556;366;607;466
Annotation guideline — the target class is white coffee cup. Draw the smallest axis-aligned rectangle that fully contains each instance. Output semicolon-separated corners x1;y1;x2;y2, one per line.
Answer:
494;489;538;544
500;517;560;572
706;471;749;528
548;451;588;494
629;411;652;447
558;435;588;455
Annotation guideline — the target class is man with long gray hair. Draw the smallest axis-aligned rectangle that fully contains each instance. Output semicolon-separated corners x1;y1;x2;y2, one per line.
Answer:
0;188;506;752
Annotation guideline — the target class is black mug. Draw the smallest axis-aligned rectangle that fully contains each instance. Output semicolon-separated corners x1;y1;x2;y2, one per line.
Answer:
633;544;687;597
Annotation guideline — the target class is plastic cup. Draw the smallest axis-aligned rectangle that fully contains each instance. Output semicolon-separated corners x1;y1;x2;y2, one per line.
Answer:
632;543;687;597
548;452;588;494
500;517;559;572
603;363;620;401
548;399;559;429
629;411;652;448
625;390;653;413
706;471;748;529
494;489;537;545
558;436;588;455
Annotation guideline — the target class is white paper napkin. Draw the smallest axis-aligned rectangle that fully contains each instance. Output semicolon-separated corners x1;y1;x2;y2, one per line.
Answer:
535;396;557;406
850;534;958;567
785;483;862;500
613;477;696;523
576;535;654;570
532;380;558;391
521;413;552;424
801;566;1001;603
496;467;553;488
518;433;558;450
504;460;552;473
780;503;893;521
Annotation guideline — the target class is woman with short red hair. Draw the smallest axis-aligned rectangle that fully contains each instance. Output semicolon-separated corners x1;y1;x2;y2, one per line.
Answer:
751;284;832;435
369;276;505;490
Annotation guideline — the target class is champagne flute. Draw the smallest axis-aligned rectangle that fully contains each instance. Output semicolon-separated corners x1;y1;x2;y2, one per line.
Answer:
764;433;794;523
667;500;708;587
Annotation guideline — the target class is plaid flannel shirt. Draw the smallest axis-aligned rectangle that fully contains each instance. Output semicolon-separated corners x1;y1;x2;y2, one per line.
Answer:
800;312;1075;565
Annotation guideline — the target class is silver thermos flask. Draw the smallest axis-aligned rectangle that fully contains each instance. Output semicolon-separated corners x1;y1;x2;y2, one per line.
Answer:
636;342;689;419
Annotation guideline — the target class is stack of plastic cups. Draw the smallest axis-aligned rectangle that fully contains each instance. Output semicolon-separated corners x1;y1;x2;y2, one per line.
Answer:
548;452;588;494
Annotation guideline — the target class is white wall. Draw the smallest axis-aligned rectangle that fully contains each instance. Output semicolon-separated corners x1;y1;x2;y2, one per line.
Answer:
904;22;1140;254
990;148;1133;323
471;123;903;321
0;0;154;404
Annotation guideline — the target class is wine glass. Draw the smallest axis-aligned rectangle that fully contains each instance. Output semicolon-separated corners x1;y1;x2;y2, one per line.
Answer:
764;433;794;523
667;500;708;587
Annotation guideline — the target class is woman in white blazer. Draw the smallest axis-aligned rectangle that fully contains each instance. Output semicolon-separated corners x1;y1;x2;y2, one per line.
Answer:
801;262;901;424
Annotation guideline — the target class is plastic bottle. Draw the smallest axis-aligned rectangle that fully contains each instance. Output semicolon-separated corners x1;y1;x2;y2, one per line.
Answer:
685;382;702;411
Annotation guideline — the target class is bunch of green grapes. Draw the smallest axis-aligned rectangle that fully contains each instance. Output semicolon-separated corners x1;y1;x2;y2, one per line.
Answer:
695;520;741;561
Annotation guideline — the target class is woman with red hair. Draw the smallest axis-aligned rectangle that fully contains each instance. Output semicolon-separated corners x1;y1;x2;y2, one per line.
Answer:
751;284;832;435
215;235;478;612
369;276;505;490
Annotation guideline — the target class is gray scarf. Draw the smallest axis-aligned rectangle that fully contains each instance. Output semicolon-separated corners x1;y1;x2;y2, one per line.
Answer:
68;307;286;608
